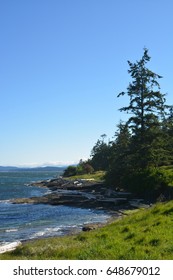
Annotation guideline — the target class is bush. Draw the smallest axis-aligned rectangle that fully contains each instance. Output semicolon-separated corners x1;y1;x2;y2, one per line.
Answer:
63;166;77;177
63;162;94;177
122;167;171;201
159;167;173;186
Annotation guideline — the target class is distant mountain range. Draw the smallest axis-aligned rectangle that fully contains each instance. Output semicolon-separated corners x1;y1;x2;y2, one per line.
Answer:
0;166;67;172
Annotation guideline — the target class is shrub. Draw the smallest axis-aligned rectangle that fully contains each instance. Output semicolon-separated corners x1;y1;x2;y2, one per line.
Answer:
122;167;170;201
63;166;77;177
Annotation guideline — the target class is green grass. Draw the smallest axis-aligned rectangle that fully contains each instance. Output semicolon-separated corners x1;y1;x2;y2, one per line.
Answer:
1;200;173;260
64;171;106;181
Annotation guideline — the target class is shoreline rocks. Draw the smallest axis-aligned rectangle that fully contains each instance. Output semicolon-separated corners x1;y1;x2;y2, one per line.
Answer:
11;177;134;212
11;177;149;213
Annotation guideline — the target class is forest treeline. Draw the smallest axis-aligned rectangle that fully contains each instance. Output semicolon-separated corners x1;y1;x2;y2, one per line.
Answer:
64;49;173;201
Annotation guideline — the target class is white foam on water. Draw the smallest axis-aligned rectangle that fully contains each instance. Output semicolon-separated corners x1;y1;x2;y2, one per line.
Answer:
30;226;62;239
5;228;18;233
29;224;80;240
0;199;11;204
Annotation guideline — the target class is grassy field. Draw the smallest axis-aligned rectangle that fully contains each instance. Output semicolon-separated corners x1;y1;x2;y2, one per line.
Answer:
1;200;173;260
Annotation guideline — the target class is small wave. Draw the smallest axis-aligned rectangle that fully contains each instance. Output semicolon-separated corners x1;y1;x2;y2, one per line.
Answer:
0;199;11;204
24;183;30;187
30;227;62;239
44;190;51;195
31;231;46;238
5;228;18;233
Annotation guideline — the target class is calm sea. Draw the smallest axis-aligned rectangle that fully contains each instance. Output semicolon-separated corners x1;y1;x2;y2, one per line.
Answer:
0;171;109;246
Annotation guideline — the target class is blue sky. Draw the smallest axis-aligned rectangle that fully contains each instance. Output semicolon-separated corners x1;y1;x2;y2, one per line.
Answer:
0;0;173;167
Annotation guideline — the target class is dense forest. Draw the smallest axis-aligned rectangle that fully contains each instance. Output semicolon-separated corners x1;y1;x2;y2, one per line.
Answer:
64;49;173;201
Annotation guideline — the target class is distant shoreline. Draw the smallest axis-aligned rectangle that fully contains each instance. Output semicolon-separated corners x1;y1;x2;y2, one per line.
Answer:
0;166;66;172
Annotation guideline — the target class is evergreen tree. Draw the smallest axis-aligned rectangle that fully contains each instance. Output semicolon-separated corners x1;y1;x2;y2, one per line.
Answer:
162;107;173;165
105;122;131;187
117;48;168;168
90;134;111;171
105;49;172;198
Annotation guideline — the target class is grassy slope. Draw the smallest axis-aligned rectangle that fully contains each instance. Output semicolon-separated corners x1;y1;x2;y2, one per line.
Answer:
1;200;173;260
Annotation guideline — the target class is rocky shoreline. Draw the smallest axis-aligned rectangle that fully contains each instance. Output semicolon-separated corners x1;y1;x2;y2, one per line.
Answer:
0;177;150;254
11;177;148;214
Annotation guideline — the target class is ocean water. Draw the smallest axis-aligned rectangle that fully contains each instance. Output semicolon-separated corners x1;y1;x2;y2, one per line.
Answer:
0;171;109;246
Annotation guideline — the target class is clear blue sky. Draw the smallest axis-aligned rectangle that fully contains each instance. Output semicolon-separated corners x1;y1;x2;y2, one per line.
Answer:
0;0;173;167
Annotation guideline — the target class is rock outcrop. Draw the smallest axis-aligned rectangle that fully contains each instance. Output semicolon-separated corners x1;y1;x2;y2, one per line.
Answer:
11;177;146;212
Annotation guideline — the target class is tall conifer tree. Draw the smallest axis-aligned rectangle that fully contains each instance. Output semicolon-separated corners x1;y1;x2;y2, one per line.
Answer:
117;48;168;168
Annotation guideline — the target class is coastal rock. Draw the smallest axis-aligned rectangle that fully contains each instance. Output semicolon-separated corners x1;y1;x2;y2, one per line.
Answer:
82;223;104;231
11;178;135;212
0;241;22;254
